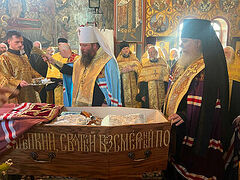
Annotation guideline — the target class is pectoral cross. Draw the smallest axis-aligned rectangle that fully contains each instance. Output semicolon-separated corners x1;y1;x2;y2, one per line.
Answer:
153;70;158;77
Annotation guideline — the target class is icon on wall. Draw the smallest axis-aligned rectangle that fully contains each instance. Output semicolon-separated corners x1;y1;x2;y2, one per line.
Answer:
150;13;169;33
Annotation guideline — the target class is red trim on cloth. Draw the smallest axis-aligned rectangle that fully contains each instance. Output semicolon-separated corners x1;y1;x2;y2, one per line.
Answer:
215;99;221;108
171;159;217;180
208;139;223;152
187;95;202;107
187;98;202;104
97;81;122;107
98;83;107;87
0;103;62;155
68;52;78;63
182;136;194;147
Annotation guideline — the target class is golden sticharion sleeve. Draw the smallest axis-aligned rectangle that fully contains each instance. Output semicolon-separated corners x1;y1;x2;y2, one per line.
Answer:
0;56;21;98
133;57;142;75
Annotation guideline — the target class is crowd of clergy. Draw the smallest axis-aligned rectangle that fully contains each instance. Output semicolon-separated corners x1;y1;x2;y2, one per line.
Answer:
0;19;239;180
0;29;173;110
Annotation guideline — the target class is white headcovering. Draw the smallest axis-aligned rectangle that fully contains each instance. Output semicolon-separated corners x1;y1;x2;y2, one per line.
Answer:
77;26;115;59
77;26;98;43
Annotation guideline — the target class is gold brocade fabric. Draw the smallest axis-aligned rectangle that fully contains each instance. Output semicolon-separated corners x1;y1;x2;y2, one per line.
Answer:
228;53;240;82
117;52;142;107
141;47;165;66
138;57;169;110
54;85;63;105
165;58;205;117
170;62;185;84
138;57;170;83
46;85;63;105
0;51;42;103
227;53;240;106
148;80;165;110
72;48;111;106
46;52;67;79
117;51;142;73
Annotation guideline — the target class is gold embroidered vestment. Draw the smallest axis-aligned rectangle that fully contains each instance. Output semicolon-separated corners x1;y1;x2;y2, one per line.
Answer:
117;52;142;107
0;51;41;103
138;57;169;110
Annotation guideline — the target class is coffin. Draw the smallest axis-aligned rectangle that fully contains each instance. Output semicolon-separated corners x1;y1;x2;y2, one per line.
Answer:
0;107;171;179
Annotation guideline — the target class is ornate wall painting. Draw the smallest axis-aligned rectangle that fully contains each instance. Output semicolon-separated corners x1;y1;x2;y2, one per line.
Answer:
150;13;169;33
195;0;216;12
4;0;27;18
233;18;240;37
156;40;170;57
219;0;239;13
99;0;114;30
116;0;143;42
172;0;192;12
0;0;112;49
146;0;176;37
146;0;240;44
0;0;45;43
238;20;240;33
149;0;171;12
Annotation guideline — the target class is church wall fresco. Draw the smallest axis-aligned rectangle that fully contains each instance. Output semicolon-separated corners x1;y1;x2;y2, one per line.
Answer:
0;0;114;49
146;0;240;40
1;0;239;50
116;0;143;42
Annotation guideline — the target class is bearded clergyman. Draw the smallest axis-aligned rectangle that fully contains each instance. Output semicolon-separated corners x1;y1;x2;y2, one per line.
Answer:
136;46;169;110
44;26;122;107
164;19;238;180
116;41;141;107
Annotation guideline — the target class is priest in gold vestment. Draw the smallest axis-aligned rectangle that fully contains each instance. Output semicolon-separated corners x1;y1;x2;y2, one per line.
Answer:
136;46;169;109
141;36;166;66
45;38;68;105
117;41;141;107
0;31;41;103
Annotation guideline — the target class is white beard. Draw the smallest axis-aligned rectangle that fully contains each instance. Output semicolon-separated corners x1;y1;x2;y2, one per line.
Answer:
178;51;202;69
226;57;234;65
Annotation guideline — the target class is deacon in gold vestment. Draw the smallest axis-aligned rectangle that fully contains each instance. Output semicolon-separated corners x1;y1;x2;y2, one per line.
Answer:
136;46;169;110
117;41;141;107
0;31;41;103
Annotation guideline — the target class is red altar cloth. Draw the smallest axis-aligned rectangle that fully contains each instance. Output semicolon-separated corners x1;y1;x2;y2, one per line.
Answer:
0;103;62;155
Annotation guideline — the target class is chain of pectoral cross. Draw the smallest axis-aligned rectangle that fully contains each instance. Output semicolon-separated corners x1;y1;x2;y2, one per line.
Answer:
80;67;88;87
